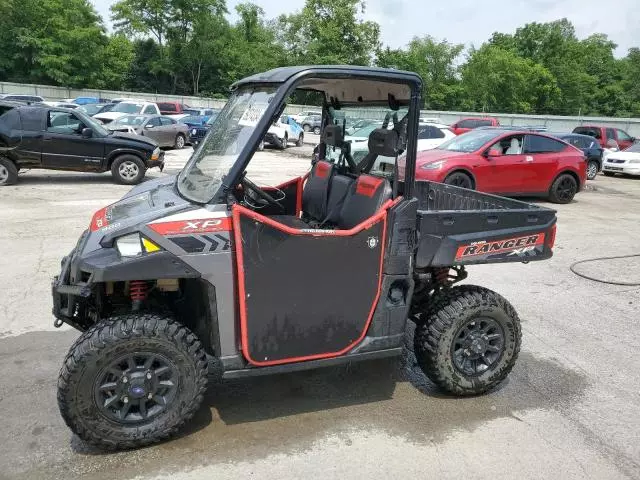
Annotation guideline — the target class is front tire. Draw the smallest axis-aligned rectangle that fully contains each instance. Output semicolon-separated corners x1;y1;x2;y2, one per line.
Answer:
414;286;521;396
303;124;311;132
444;171;474;189
313;126;321;135
296;133;304;147
549;173;578;203
586;161;599;180
0;157;18;186
174;133;186;149
57;314;208;450
279;134;288;150
111;155;146;185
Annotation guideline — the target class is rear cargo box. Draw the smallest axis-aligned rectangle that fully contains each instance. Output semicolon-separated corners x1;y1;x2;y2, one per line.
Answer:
414;181;557;268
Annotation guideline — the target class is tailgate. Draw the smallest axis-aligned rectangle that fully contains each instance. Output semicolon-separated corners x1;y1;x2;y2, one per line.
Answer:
415;182;557;268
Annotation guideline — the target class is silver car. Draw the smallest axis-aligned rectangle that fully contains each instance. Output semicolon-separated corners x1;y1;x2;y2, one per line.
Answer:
108;114;190;149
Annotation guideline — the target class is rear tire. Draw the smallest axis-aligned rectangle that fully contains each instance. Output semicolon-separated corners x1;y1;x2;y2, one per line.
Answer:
57;314;208;450
296;133;304;147
444;171;474;189
0;157;18;186
174;133;186;149
111;155;146;185
313;126;321;135
303;124;311;132
586;161;599;180
549;173;578;203
414;286;521;396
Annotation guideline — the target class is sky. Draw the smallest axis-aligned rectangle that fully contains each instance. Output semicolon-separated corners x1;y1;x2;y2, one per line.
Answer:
91;0;640;57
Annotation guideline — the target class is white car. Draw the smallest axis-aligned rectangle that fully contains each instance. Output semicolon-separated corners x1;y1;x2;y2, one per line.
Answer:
290;110;322;124
264;115;305;149
602;143;640;176
94;101;160;124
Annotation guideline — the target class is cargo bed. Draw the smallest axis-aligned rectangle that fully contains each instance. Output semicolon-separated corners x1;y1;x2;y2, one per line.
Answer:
414;181;557;268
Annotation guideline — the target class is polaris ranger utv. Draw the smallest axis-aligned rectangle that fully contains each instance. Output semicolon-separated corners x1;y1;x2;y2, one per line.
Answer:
53;66;557;449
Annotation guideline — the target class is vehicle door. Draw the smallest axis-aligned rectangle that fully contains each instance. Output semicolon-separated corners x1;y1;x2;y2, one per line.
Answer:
159;117;178;145
521;134;566;192
142;117;164;145
42;110;104;170
477;134;529;193
615;129;634;150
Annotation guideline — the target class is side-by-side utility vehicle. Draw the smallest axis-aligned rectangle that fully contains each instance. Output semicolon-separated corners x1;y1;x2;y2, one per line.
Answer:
53;66;557;449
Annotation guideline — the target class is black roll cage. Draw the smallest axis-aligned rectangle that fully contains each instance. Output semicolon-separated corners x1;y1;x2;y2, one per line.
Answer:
212;66;422;204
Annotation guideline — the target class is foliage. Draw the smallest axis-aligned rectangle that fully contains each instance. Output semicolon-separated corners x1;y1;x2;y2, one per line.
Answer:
0;1;638;117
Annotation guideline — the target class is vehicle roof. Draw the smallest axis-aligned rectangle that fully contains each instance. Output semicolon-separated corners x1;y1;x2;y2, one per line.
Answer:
546;132;599;141
0;100;24;107
232;65;421;103
420;122;449;129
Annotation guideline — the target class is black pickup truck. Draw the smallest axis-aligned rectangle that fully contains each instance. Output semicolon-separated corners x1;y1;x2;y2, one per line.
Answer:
0;101;165;186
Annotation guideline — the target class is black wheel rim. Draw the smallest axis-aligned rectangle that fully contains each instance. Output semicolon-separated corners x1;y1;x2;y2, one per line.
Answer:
451;317;505;376
94;352;178;424
556;176;576;201
448;174;472;189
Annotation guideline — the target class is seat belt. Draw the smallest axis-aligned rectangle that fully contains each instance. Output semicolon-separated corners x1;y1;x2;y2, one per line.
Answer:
319;186;351;227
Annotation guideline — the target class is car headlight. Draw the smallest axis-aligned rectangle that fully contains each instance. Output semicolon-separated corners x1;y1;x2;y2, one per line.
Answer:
115;233;160;257
192;129;197;135
629;159;640;164
151;147;161;161
420;160;446;170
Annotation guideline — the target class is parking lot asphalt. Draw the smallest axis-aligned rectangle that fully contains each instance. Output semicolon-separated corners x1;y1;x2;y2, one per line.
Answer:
0;149;639;480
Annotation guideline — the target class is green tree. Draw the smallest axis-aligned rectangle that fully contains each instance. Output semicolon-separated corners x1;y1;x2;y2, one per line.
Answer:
461;45;560;114
376;36;464;110
277;0;380;65
111;0;171;46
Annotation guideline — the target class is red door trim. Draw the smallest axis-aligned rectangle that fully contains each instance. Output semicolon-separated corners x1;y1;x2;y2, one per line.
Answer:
231;198;400;366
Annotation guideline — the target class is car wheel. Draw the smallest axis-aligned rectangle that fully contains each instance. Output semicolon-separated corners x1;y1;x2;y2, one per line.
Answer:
111;155;146;185
296;133;304;147
443;171;474;189
414;286;521;396
303;124;311;132
549;173;578;204
57;314;208;450
603;171;616;177
279;134;288;150
174;134;186;149
0;157;18;186
313;126;321;135
587;161;599;180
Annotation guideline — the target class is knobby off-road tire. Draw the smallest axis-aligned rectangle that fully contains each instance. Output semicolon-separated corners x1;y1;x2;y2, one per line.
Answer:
414;285;521;396
58;314;208;450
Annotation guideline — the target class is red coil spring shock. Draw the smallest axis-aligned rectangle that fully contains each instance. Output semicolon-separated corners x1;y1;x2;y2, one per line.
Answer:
130;280;148;311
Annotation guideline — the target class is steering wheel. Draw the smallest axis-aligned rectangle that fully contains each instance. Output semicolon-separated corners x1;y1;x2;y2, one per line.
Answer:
240;174;286;212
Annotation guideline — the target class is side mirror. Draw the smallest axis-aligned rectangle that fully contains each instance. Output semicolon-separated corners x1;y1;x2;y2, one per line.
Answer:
146;124;154;129
485;148;502;158
81;127;93;138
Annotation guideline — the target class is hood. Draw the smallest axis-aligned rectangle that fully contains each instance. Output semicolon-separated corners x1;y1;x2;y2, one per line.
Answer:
94;111;126;121
81;175;191;254
606;151;640;161
110;131;158;148
416;149;471;165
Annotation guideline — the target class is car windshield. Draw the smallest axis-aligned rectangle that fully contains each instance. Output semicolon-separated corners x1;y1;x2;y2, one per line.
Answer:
114;115;147;126
112;102;144;114
78;104;102;115
180;115;204;125
177;87;276;203
436;130;503;152
350;123;383;138
76;111;109;136
625;143;640;153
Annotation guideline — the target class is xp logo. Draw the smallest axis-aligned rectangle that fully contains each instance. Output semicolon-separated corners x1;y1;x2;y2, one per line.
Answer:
367;236;379;249
184;219;222;230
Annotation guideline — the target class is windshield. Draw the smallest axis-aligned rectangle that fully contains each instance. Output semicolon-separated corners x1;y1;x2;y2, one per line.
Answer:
78;104;101;115
114;115;147;126
625;142;640;153
436;130;502;152
75;111;109;136
177;87;277;203
112;102;144;114
350;123;383;138
180;115;204;125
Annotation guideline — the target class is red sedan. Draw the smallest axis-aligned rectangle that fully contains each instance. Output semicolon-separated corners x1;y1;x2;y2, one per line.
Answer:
413;129;587;204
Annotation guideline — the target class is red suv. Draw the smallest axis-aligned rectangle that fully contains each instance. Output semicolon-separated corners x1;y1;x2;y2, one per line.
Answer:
157;101;190;116
572;125;636;150
411;129;587;204
450;117;500;135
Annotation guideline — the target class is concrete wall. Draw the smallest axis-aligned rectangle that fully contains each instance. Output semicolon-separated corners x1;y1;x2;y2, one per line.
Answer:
3;81;640;136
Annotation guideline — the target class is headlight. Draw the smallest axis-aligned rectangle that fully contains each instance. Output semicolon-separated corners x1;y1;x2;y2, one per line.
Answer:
629;159;640;164
116;233;143;257
151;147;161;161
420;160;446;170
192;129;197;135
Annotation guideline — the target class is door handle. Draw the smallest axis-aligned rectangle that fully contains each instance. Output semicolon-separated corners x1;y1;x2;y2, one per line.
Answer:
43;136;52;142
524;156;534;162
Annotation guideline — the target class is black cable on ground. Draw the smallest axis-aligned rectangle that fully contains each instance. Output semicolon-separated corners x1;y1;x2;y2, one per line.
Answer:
570;254;640;286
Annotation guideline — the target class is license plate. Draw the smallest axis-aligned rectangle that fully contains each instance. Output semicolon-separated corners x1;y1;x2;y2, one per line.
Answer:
606;166;623;172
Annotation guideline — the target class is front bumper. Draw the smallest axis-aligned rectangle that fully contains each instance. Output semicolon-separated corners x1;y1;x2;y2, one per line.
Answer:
148;150;165;170
603;162;640;175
